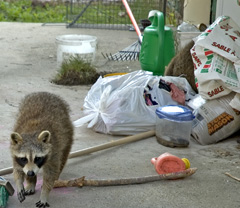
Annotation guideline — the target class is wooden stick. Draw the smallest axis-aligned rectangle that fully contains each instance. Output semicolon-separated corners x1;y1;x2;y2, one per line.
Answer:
0;131;155;176
69;130;155;159
225;172;240;182
54;168;197;188
0;167;13;177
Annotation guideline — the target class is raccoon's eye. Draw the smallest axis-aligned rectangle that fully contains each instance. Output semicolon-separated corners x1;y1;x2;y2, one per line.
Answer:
34;157;42;162
34;156;46;168
15;157;28;167
20;157;28;163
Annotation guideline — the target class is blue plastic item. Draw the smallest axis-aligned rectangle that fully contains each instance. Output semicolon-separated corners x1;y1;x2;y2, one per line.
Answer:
156;105;195;122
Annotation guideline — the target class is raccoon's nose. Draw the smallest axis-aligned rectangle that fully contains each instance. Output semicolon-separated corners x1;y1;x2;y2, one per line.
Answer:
27;171;35;177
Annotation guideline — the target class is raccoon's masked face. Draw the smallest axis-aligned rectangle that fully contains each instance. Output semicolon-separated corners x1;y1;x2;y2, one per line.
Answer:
11;131;51;177
15;153;47;177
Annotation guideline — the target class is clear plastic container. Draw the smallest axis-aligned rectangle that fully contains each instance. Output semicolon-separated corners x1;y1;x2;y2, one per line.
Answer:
155;105;195;147
55;34;97;68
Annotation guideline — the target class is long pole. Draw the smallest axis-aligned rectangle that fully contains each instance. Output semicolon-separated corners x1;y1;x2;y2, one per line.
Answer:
0;131;155;176
122;0;142;43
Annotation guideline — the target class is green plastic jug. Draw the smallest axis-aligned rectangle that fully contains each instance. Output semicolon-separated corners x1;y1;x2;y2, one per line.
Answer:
139;11;175;75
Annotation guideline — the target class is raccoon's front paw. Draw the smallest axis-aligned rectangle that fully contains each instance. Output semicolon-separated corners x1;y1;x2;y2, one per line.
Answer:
36;201;50;207
25;185;35;195
17;189;26;203
25;188;35;195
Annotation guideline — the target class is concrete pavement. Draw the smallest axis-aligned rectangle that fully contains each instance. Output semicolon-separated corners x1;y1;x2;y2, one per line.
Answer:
0;22;239;208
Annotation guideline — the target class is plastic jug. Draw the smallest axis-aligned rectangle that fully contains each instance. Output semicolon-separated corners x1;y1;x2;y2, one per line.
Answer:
139;11;175;75
151;152;190;174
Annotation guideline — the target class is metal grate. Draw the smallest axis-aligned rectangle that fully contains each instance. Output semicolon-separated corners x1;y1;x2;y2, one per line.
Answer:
66;0;182;30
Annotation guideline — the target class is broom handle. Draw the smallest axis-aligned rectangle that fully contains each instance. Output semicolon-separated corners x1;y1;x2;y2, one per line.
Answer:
69;130;155;158
0;167;13;176
122;0;142;42
0;131;155;176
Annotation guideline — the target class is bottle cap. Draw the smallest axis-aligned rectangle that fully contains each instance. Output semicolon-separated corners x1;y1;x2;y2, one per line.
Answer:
181;158;191;169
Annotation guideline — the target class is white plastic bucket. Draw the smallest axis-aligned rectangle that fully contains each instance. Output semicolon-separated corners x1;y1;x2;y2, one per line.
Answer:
177;32;201;50
56;34;97;67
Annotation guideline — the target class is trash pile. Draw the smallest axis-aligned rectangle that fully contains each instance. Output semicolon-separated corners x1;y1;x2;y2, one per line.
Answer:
74;16;240;146
190;15;240;144
191;16;240;106
74;70;196;135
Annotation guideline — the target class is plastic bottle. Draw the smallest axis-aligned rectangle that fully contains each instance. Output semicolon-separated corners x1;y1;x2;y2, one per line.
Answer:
151;152;190;174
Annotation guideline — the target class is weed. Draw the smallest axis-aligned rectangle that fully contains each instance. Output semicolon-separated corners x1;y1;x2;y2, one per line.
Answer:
52;56;103;85
0;0;66;23
0;0;181;26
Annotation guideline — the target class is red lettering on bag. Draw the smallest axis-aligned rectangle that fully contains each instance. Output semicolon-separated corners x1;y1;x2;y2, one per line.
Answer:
234;30;240;37
192;52;202;66
220;24;233;31
212;42;231;53
193;63;197;70
231;51;236;56
229;35;237;41
207;86;224;97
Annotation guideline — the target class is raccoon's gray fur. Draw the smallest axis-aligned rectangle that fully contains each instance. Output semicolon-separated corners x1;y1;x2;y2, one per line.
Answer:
10;92;74;208
164;40;197;93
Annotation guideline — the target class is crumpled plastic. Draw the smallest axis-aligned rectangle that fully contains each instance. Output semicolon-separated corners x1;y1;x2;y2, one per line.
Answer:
74;70;196;135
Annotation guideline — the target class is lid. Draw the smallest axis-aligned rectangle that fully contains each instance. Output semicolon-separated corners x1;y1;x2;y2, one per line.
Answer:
156;105;195;122
55;34;97;45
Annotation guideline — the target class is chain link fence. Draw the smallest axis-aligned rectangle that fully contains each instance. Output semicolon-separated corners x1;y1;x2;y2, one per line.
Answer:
66;0;183;30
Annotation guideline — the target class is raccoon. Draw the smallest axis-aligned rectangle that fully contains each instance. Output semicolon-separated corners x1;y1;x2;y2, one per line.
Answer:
164;40;197;93
10;92;74;207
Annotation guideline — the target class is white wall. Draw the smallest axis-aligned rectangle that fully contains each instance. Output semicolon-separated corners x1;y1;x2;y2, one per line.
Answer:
216;0;240;27
183;0;211;25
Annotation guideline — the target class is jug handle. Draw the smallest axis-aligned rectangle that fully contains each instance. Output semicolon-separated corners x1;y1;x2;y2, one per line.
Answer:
151;11;165;73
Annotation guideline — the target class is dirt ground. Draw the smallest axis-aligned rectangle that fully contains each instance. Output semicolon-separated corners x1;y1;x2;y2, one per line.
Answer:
0;22;239;208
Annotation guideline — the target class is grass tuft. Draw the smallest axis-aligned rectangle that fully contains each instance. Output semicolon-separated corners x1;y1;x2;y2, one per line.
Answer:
52;56;101;85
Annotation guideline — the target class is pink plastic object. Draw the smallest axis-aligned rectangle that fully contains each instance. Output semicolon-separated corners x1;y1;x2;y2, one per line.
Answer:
151;152;186;174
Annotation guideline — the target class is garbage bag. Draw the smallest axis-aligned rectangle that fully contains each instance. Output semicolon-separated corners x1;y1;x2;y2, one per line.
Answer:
74;70;195;135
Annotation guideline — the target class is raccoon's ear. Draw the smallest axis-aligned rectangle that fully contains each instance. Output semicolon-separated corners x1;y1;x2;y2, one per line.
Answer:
38;130;51;143
11;132;23;145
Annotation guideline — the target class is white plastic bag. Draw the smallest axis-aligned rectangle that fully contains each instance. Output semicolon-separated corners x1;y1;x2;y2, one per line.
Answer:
191;16;240;110
74;70;195;135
